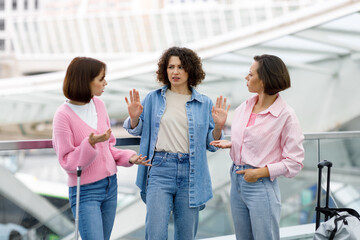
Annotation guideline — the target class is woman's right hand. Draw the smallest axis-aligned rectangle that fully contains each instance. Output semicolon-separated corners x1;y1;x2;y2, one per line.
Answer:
89;128;112;147
125;89;143;128
210;139;232;149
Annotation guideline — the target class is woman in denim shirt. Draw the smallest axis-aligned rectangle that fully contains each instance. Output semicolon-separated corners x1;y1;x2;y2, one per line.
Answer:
123;47;230;240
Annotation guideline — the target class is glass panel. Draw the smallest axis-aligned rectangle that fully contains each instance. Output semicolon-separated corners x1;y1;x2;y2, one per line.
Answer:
123;134;360;238
0;39;4;51
0;141;141;239
0;19;4;31
1;133;360;239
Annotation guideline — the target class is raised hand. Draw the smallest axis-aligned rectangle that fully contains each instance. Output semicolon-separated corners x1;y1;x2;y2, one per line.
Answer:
125;89;143;128
210;140;232;149
212;96;230;128
129;154;152;166
89;128;112;147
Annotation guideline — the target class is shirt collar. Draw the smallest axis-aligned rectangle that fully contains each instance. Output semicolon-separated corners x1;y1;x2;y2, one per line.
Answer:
246;93;285;117
160;85;168;96
160;85;203;103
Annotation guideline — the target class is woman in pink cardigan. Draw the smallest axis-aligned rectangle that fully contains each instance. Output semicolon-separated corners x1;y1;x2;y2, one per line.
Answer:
52;57;150;240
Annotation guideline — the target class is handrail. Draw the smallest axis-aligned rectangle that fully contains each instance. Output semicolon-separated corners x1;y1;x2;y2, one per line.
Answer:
0;137;140;151
1;131;360;151
303;131;360;140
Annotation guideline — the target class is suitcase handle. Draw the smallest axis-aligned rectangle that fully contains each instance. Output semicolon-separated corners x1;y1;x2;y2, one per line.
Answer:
77;166;82;177
75;166;82;240
318;160;333;168
316;160;333;229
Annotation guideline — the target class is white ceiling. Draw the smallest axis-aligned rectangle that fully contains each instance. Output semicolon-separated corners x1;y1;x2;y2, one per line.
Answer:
0;4;360;133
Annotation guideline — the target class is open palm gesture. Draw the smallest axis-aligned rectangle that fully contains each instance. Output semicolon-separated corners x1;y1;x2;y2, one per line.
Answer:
125;89;143;128
212;96;230;128
89;129;112;147
210;139;232;149
129;154;152;166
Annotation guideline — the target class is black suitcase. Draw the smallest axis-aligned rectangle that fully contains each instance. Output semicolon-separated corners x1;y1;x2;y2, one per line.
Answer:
314;160;360;239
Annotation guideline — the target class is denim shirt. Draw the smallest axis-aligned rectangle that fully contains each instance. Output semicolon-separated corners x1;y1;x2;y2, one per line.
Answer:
123;85;223;208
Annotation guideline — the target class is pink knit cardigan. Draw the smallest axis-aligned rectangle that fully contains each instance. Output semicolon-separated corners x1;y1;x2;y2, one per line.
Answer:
52;97;136;187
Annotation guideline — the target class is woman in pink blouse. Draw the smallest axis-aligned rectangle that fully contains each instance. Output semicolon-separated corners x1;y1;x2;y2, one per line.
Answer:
52;57;150;240
211;54;304;240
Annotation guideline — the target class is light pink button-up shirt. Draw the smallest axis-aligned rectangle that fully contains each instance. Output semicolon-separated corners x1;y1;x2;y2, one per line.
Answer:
230;94;304;181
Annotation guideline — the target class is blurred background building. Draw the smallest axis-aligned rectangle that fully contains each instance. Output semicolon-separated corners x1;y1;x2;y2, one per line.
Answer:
0;0;360;239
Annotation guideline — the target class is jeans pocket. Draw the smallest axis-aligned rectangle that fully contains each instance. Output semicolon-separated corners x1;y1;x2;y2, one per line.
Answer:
151;155;166;167
68;187;75;208
270;179;281;203
243;177;263;185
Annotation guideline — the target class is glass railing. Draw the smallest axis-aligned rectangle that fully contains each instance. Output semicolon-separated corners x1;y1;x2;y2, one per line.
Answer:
192;131;360;239
1;131;360;239
0;138;141;240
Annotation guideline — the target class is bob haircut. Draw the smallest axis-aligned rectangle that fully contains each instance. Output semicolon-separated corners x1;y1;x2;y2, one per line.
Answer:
63;57;106;103
254;54;291;95
156;47;205;88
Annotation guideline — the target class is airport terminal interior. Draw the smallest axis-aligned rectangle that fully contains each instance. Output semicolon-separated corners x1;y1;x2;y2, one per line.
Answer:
1;0;360;239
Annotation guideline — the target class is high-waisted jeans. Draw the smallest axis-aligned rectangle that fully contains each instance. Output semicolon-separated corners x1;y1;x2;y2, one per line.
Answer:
69;174;118;240
145;152;200;240
230;164;281;240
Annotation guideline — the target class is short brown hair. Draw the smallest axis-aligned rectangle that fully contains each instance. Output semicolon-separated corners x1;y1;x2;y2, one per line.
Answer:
254;54;291;95
63;57;106;103
156;47;205;88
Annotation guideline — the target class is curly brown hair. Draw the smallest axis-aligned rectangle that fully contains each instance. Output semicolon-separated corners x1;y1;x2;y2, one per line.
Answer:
156;47;205;88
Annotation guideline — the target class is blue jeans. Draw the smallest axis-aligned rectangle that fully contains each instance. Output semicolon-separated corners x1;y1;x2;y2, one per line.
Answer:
145;152;200;240
230;164;281;240
69;174;118;240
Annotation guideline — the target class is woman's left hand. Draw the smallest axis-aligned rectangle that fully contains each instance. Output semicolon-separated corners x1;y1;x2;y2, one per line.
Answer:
236;167;270;182
212;96;230;128
129;154;152;166
236;169;259;182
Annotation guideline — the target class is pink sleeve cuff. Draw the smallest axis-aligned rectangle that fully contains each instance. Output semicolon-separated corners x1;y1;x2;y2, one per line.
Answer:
77;137;98;169
113;149;137;167
267;162;285;181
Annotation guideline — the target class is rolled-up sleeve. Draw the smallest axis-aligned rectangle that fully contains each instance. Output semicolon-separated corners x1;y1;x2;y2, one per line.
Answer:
123;117;143;136
206;101;224;152
267;115;304;181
